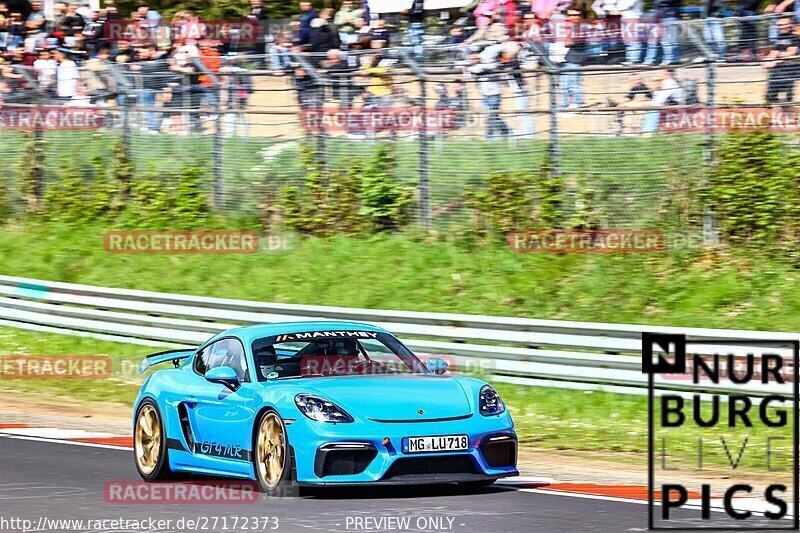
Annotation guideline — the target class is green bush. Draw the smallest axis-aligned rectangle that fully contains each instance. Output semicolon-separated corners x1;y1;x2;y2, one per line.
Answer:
359;145;412;232
278;143;410;236
466;149;564;235
466;171;534;234
705;130;800;245
123;167;210;230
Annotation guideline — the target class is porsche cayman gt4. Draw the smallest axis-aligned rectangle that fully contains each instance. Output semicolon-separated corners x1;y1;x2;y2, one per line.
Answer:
133;321;519;493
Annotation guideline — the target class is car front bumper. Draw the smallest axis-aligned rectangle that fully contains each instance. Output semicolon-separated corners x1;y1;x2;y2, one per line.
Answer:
286;413;519;485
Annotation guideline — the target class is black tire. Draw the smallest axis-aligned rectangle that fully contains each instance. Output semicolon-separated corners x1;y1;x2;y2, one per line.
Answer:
133;398;174;481
252;410;294;496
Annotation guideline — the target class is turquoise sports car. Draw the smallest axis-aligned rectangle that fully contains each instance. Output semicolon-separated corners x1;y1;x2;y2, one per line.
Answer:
133;321;518;494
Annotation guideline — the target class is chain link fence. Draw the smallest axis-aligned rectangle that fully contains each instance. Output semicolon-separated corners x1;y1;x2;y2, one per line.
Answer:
1;15;798;231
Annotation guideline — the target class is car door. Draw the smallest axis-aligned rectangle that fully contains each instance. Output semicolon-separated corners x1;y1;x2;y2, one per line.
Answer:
182;338;257;470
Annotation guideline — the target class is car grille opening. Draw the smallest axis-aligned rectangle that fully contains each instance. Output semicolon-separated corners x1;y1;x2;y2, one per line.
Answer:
480;437;517;468
316;445;377;477
382;455;478;479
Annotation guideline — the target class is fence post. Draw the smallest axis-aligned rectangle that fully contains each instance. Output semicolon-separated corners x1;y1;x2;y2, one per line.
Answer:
702;60;719;247
418;76;431;228
396;49;431;228
705;61;716;164
548;66;561;175
214;86;224;210
32;94;44;204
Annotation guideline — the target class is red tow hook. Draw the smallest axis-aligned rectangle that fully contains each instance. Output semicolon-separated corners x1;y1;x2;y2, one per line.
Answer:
382;437;397;456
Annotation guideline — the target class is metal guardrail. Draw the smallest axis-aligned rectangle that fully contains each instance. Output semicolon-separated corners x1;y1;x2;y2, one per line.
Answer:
0;275;795;396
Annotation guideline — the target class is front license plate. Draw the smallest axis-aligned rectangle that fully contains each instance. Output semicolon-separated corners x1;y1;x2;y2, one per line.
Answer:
402;434;469;454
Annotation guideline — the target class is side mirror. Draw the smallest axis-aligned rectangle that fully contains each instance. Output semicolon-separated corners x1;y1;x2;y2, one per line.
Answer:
426;358;449;375
205;366;240;391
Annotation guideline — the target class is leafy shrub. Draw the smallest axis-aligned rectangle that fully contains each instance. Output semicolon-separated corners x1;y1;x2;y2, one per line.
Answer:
278;144;410;236
705;130;800;245
466;149;564;234
123;167;210;230
466;171;534;234
359;145;412;232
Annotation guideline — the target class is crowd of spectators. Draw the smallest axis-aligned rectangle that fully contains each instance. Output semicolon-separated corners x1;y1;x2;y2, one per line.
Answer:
0;1;798;138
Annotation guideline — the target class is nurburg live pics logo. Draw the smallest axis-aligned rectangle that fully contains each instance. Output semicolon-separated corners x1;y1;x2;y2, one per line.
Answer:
643;332;800;530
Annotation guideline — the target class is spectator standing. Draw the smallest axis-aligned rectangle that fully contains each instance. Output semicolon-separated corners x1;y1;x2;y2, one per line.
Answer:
33;47;57;96
351;16;372;50
614;0;644;64
466;48;509;139
560;8;587;108
704;0;727;61
404;0;426;59
129;44;165;130
370;18;392;46
248;0;270;54
500;43;533;137
25;1;47;41
310;13;340;55
644;0;682;65
221;55;252;137
734;0;759;61
335;1;360;43
83;44;114;106
6;11;24;49
61;2;86;37
54;47;79;100
592;0;627;63
298;1;318;47
198;39;222;115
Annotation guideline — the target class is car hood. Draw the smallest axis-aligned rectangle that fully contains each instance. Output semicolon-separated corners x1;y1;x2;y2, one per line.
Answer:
298;374;473;422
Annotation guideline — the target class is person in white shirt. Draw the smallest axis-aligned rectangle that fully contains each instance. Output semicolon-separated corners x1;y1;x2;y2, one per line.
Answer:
54;48;78;100
33;48;57;96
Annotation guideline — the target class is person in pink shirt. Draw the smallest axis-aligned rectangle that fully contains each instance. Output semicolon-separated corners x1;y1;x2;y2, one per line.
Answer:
529;0;574;20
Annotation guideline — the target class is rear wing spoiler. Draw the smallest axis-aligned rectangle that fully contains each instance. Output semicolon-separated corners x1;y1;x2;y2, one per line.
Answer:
139;349;195;374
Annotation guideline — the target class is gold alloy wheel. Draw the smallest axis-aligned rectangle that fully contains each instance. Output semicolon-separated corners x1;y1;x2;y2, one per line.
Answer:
256;413;285;490
135;404;161;475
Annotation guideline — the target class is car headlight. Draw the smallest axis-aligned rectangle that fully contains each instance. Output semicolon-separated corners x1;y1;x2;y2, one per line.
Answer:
479;385;505;416
295;394;354;423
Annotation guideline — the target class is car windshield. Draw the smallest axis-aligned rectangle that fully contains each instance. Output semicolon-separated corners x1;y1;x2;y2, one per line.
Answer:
251;331;427;381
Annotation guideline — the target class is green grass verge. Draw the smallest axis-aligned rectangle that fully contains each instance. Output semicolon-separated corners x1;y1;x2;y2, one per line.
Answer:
1;224;799;331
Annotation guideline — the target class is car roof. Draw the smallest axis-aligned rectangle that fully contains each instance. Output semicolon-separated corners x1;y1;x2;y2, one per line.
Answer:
207;321;390;345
